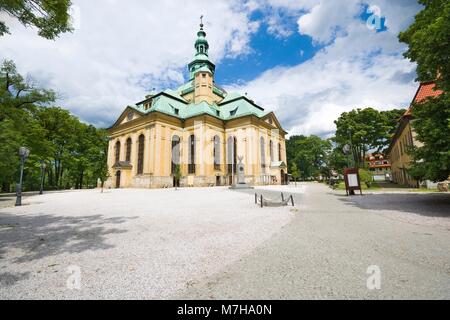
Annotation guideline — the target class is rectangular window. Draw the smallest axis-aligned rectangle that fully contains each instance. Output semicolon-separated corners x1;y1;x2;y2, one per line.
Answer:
214;137;221;171
137;135;145;175
188;135;196;174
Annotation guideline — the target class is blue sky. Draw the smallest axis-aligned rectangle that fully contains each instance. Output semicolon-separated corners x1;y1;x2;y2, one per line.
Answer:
0;0;423;136
215;2;389;85
217;10;319;85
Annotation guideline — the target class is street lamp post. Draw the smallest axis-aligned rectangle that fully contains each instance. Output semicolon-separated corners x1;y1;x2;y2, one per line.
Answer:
348;131;354;168
15;147;30;207
39;161;46;195
343;144;351;168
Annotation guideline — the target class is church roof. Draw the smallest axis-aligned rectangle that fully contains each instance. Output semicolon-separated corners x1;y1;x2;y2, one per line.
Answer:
219;92;241;104
132;90;268;121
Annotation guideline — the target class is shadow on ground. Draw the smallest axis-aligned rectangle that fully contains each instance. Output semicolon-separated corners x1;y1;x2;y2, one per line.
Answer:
0;272;30;287
337;193;450;218
0;212;138;263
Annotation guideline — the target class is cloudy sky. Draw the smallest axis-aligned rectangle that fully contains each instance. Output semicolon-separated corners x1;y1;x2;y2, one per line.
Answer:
0;0;422;136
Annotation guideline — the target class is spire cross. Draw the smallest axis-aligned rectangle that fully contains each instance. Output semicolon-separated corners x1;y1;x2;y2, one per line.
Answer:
200;15;204;29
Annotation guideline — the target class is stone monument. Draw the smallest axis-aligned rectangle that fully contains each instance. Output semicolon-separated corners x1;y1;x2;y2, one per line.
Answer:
230;156;254;189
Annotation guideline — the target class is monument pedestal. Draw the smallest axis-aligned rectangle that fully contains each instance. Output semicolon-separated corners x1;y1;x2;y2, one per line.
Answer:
229;183;254;190
229;156;254;189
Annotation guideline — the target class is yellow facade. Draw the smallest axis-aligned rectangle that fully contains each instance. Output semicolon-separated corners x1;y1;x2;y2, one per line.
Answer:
106;112;287;189
387;81;445;188
388;118;420;187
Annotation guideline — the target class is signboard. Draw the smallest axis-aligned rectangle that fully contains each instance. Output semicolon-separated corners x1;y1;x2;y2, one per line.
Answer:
347;174;359;187
344;168;362;196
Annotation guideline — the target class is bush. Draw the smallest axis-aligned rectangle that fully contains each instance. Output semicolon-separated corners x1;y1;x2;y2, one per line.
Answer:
359;169;373;188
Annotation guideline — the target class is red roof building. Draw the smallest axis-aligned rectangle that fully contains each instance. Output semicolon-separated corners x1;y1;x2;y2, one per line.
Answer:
366;153;391;181
403;82;444;116
387;81;444;187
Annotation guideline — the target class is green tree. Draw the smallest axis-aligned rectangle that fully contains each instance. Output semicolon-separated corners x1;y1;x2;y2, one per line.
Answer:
0;59;54;191
0;59;110;193
381;109;407;136
0;59;55;122
0;0;73;39
333;108;405;167
399;0;450;92
409;93;450;182
327;145;348;174
0;119;22;191
287;135;332;180
399;0;450;182
290;162;300;186
90;129;110;192
35;106;77;188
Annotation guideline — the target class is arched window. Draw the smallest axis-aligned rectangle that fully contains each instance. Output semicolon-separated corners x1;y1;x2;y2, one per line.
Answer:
137;134;145;175
188;135;196;174
227;136;237;174
260;137;266;173
125;138;132;162
270;140;274;162
214;135;221;171
114;141;121;164
278;143;282;162
172;135;181;174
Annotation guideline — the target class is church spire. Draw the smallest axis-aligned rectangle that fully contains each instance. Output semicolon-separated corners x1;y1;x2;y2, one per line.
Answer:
195;15;209;56
188;16;215;80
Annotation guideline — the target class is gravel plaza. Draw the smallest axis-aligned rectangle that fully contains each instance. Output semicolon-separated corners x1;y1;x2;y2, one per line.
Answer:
0;183;449;300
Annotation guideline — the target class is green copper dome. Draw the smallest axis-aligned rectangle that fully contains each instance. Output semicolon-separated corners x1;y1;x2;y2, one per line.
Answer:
188;20;215;80
194;23;209;56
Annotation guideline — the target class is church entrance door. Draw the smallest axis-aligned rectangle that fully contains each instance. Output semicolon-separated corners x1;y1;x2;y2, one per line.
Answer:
115;171;121;188
281;170;285;185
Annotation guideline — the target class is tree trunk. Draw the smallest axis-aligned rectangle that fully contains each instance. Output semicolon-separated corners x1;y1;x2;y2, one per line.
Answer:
58;166;63;190
54;159;61;189
1;182;10;193
47;166;53;188
79;170;84;190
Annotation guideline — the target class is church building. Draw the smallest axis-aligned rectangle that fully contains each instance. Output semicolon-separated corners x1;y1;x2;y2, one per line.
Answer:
105;22;288;189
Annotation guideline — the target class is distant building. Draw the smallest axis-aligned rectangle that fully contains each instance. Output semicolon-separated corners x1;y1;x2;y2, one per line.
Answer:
366;153;391;182
387;81;443;188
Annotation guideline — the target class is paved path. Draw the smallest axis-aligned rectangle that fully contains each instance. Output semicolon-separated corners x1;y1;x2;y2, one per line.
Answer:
178;183;450;299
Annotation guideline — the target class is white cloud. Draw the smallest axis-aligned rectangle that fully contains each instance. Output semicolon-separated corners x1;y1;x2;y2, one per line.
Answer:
228;0;422;137
266;12;294;38
297;0;362;44
0;0;258;127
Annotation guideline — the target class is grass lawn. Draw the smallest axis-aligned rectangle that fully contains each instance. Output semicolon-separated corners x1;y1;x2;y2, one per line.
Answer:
334;181;382;191
332;182;447;193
